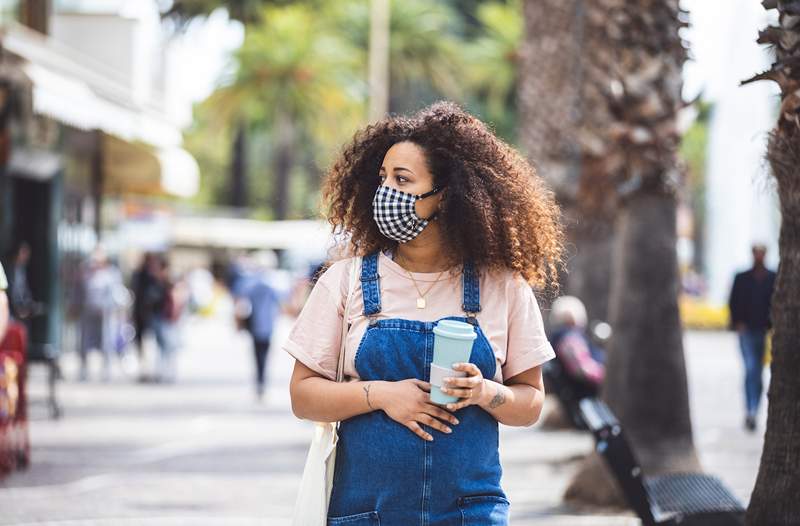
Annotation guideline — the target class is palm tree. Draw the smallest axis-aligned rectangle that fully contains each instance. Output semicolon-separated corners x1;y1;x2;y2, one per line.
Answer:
202;4;364;218
519;0;700;506
518;0;616;323
328;0;464;115
161;0;275;26
461;0;522;141
741;1;800;523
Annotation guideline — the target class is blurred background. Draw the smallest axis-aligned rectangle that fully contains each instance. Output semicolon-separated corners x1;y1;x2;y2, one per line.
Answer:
0;0;783;525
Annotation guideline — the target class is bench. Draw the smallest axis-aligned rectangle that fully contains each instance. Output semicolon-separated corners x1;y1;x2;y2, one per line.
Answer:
542;357;596;430
578;398;745;526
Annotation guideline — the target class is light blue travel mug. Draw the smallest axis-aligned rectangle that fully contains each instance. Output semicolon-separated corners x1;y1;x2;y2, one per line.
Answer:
430;319;477;405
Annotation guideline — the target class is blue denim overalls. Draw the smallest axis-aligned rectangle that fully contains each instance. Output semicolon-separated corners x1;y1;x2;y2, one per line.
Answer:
327;253;509;526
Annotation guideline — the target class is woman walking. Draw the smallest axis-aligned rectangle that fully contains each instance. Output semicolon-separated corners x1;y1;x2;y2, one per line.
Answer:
284;101;563;525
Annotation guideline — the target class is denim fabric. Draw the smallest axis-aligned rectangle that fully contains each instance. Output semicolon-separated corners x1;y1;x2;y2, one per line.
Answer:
328;253;508;526
738;329;766;417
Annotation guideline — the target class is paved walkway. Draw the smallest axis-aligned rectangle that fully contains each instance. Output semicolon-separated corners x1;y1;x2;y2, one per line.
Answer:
0;312;765;525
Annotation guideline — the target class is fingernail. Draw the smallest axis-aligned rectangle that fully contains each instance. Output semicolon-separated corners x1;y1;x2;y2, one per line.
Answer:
447;404;454;410
445;428;452;434
453;419;460;425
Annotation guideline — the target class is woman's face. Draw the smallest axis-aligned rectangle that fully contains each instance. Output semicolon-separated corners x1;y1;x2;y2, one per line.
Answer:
379;141;441;219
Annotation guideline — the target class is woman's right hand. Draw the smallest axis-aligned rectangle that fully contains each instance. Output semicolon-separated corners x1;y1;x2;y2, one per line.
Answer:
371;379;459;441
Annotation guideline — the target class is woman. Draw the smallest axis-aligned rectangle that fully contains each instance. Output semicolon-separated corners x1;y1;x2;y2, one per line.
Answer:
285;101;563;525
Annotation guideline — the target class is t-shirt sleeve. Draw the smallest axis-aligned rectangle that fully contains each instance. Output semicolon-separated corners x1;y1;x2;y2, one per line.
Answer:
0;263;6;291
281;260;348;380
502;277;555;381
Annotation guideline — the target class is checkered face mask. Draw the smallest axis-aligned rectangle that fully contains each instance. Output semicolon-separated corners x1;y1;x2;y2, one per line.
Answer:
372;185;442;243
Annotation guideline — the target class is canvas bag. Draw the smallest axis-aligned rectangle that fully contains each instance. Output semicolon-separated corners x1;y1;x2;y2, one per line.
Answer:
291;256;360;526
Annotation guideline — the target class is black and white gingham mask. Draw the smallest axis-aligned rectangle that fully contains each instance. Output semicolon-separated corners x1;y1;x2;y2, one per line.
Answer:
372;185;441;243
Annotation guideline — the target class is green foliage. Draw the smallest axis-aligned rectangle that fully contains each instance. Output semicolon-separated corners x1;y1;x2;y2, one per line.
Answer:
461;0;522;141
182;0;525;217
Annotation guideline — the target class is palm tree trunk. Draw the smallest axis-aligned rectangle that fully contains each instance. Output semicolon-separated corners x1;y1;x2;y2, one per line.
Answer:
742;2;800;522
563;0;700;507
273;111;294;220
230;121;247;209
519;0;614;323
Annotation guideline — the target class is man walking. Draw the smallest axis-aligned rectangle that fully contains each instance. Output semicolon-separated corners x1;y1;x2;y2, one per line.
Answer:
728;243;776;432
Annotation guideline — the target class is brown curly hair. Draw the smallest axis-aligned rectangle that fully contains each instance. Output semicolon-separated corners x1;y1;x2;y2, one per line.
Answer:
322;101;564;289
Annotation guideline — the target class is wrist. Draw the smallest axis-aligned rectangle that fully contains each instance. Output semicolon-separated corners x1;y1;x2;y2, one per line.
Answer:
365;380;385;411
478;379;496;409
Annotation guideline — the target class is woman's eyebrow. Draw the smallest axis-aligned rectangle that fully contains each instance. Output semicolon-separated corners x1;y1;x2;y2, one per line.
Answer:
379;166;416;175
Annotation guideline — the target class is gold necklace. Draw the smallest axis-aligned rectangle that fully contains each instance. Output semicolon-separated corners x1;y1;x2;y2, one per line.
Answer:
405;268;446;309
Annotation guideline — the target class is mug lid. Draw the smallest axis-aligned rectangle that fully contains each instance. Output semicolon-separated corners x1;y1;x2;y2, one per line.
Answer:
433;319;477;341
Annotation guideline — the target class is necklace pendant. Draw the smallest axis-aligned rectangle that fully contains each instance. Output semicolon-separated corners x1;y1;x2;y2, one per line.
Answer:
416;297;426;309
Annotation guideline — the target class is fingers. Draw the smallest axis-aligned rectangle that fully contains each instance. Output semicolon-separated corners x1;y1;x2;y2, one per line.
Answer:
418;413;452;435
444;376;481;389
445;400;472;412
441;386;473;399
452;362;481;376
407;421;433;442
424;405;460;426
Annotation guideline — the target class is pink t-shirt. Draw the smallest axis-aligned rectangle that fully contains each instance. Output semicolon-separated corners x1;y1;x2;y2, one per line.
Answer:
282;252;555;384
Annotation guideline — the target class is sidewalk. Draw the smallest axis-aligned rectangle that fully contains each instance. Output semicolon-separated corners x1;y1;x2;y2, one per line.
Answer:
0;313;763;525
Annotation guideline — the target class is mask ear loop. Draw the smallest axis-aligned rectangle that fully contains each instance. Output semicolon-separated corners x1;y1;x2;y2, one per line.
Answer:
414;186;444;221
416;186;442;200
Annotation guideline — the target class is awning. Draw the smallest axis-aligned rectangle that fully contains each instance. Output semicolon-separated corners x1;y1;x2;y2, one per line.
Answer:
171;217;333;255
0;23;198;198
102;134;199;198
23;62;181;148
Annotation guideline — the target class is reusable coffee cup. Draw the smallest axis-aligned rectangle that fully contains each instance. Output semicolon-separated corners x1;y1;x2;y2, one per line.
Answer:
430;319;478;405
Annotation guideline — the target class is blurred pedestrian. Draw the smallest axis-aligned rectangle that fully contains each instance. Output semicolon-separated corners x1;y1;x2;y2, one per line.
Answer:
0;262;8;342
131;253;163;379
728;243;776;432
78;247;125;382
152;256;185;383
548;296;606;398
6;241;43;323
237;251;285;400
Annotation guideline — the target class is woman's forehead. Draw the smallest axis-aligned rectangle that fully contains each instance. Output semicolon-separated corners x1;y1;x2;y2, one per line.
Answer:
382;141;429;174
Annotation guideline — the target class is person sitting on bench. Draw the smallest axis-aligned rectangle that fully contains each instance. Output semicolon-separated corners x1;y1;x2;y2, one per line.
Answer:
549;296;606;398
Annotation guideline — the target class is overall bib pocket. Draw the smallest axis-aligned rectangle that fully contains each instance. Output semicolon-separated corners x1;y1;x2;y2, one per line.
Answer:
458;495;510;526
327;510;381;525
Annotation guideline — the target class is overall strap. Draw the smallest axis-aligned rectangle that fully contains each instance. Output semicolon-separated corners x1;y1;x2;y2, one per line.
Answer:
361;253;382;316
462;261;481;318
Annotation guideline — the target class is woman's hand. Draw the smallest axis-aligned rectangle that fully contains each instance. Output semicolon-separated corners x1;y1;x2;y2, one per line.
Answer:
372;379;459;442
441;362;488;411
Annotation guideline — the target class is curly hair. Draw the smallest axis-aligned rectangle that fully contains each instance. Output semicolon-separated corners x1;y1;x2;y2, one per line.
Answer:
322;101;564;289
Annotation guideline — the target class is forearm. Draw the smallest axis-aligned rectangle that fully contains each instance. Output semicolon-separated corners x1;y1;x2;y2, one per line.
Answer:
478;379;544;427
290;376;381;423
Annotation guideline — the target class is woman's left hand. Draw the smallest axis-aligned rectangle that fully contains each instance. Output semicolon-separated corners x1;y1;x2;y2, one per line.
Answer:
441;362;487;411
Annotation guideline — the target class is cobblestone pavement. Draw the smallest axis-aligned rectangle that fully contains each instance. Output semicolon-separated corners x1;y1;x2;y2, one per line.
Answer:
0;312;764;525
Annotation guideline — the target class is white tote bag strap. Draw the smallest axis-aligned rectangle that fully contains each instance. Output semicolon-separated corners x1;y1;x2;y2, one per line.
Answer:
335;256;361;383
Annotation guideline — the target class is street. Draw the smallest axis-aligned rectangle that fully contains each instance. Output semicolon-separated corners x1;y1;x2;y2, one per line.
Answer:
0;313;765;526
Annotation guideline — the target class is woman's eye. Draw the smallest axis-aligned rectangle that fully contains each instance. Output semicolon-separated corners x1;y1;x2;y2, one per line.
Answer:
379;174;386;182
397;177;408;184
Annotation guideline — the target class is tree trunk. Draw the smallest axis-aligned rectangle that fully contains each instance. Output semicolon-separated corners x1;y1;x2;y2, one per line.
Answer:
745;129;800;525
273;111;294;221
743;3;800;521
605;192;698;472
519;0;614;323
563;0;699;507
230;121;247;209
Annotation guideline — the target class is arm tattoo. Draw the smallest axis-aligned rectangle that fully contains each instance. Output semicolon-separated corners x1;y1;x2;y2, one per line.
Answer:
489;385;506;409
363;383;375;410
